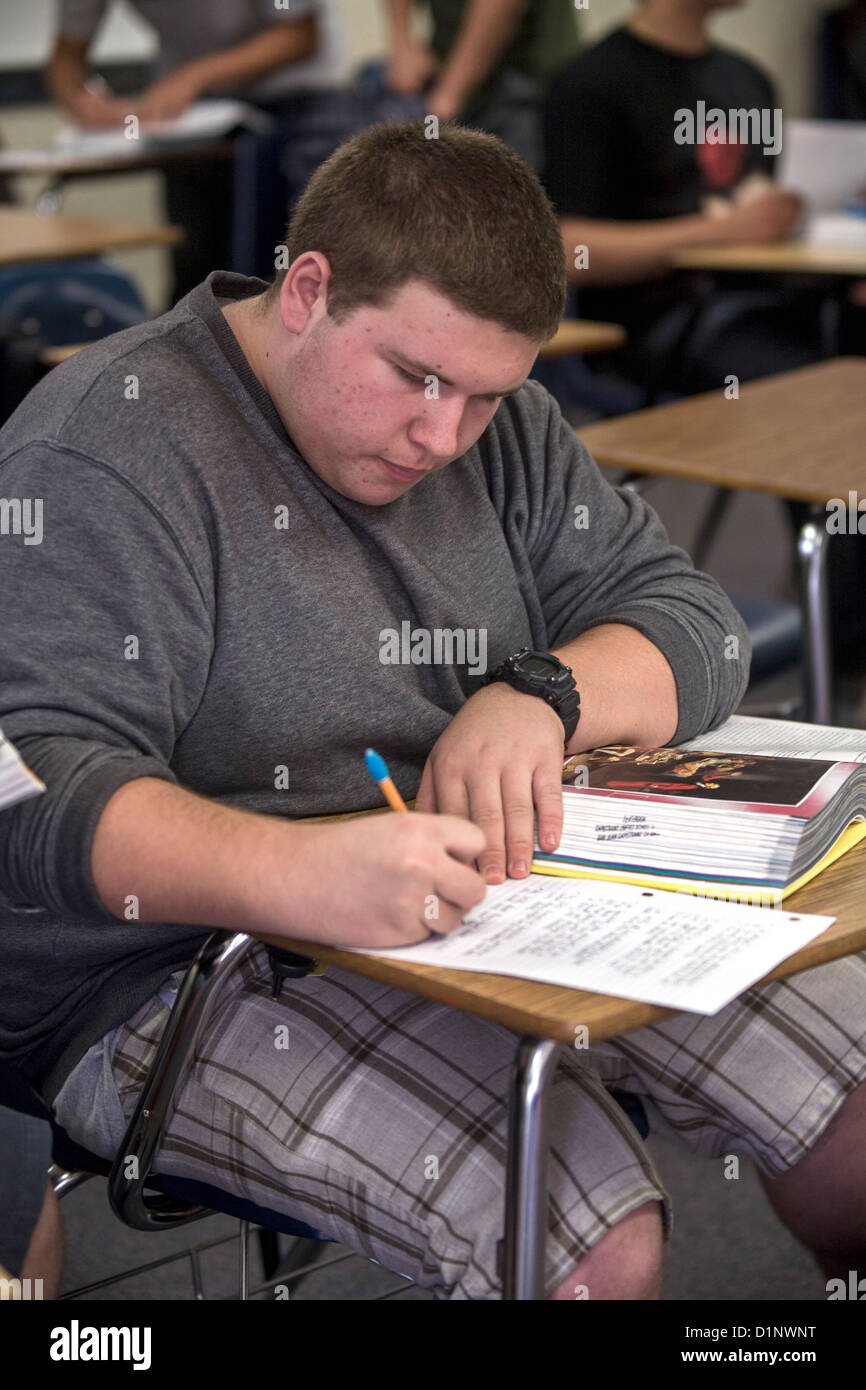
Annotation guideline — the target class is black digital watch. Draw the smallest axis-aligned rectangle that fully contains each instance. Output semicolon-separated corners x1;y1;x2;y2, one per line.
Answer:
485;647;581;743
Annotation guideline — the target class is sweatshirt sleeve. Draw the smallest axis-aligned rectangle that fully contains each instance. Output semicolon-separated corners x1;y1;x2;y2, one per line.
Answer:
486;382;751;744
0;444;214;919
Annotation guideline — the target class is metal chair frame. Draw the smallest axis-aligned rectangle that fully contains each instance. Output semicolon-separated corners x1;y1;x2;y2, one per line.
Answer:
47;930;415;1300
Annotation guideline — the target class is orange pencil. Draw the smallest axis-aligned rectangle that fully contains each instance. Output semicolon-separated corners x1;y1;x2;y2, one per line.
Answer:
364;748;408;813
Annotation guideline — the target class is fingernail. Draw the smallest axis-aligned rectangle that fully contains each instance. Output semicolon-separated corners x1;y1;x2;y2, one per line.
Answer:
543;832;558;849
484;866;505;883
511;859;528;876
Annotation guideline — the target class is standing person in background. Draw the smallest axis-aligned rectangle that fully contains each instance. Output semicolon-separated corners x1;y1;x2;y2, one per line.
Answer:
46;0;346;303
383;0;580;171
543;0;825;396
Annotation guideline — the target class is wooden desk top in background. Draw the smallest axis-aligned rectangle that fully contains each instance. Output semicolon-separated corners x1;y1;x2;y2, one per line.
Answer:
0;206;182;267
672;241;866;277
540;318;626;359
261;818;866;1048
578;358;866;504
43;316;628;372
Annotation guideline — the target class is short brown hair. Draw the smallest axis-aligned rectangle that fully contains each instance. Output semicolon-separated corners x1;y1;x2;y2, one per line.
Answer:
264;121;566;341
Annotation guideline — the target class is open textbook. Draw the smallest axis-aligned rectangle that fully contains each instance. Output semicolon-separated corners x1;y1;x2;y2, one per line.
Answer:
0;727;44;812
531;715;866;906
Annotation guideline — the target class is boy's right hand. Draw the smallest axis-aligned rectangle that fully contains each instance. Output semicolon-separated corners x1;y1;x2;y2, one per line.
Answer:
271;812;488;950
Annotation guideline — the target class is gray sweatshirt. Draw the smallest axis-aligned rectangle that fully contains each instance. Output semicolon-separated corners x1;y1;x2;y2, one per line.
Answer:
0;272;750;1104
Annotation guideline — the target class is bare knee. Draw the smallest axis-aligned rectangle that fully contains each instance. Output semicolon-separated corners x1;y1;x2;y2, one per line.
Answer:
547;1199;664;1301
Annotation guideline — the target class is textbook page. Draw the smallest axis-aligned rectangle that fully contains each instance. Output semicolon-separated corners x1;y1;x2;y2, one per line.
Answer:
677;715;866;763
349;875;832;1015
0;727;45;812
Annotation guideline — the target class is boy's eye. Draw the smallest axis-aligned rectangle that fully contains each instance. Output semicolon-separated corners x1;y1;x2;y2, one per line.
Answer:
393;363;425;385
392;360;501;404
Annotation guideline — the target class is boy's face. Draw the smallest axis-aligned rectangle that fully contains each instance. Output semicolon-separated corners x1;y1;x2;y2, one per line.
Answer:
271;278;543;505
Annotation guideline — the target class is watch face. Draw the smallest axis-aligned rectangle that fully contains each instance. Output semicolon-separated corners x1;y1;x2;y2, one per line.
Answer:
523;655;556;676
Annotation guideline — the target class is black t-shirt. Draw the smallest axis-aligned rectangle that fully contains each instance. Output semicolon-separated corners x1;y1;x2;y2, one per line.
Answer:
542;26;779;333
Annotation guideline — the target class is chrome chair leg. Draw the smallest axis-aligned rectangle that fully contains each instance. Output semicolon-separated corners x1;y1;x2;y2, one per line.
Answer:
238;1220;251;1301
502;1037;561;1300
189;1247;205;1301
49;1163;95;1200
797;508;832;724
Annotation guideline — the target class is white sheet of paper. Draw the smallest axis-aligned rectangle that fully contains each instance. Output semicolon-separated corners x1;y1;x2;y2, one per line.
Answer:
0;101;272;173
347;875;833;1016
0;726;45;811
779;117;866;211
676;713;866;763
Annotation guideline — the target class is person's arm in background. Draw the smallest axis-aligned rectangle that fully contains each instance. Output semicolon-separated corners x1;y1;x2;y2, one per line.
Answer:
384;0;530;118
135;17;319;122
384;0;440;94
425;0;531;120
46;32;127;127
46;7;318;126
557;198;804;288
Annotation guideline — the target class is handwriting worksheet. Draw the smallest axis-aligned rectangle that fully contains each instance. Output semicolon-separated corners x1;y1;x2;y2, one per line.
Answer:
351;874;833;1014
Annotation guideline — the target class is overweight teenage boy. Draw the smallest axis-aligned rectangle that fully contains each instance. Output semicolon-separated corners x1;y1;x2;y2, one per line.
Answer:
1;123;864;1301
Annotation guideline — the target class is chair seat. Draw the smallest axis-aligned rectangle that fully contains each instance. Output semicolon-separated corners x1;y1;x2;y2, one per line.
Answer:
48;1119;333;1243
732;595;802;684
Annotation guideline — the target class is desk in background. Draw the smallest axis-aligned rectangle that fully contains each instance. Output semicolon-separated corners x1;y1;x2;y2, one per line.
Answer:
0;206;182;267
579;358;866;725
673;241;866;278
44;316;629;373
671;240;866;358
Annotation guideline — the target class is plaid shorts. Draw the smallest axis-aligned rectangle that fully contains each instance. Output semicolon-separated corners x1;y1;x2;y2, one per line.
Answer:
54;943;866;1300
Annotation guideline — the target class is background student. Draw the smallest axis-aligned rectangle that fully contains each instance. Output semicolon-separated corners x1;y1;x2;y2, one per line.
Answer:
46;0;345;302
542;0;825;396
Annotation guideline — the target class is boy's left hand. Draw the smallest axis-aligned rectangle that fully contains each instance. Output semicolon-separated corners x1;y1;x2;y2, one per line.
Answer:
414;682;566;882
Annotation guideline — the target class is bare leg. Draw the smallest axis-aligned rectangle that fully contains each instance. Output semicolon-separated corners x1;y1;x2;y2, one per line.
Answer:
547;1199;663;1301
757;1079;866;1281
20;1182;64;1299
